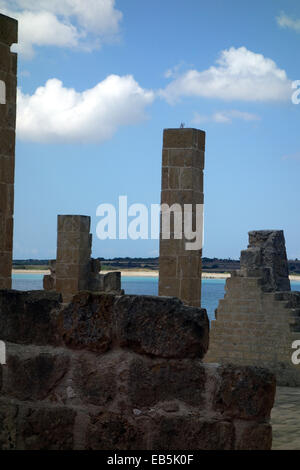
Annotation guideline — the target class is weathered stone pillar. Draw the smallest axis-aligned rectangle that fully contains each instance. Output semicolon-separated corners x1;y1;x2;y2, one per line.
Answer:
44;214;122;302
0;14;17;289
159;128;205;307
55;215;92;303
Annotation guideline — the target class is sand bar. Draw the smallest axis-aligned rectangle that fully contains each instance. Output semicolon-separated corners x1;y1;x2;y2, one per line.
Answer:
12;269;300;281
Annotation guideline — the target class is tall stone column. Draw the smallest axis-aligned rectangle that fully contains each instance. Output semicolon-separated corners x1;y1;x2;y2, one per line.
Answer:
0;14;18;289
159;128;205;307
55;215;92;303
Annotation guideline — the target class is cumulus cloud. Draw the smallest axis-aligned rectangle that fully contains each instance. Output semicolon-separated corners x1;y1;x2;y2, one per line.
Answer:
277;12;300;33
17;76;154;143
192;110;261;125
0;0;122;58
161;47;292;103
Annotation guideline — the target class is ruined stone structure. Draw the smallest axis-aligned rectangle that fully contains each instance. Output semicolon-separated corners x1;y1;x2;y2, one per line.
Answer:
159;128;205;307
43;215;122;302
0;14;17;289
205;230;300;386
0;290;275;450
0;16;278;447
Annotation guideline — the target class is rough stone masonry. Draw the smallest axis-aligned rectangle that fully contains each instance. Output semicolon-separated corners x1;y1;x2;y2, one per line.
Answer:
0;290;275;450
205;230;300;386
0;14;17;289
159;128;205;307
43;215;122;303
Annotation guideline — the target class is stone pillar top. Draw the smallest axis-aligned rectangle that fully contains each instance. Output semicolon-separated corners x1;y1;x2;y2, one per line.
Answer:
0;14;18;46
240;229;290;292
163;128;205;151
57;215;91;233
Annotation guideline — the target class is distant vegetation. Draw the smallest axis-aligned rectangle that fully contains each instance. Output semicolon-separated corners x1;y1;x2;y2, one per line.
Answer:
13;260;50;270
12;257;300;275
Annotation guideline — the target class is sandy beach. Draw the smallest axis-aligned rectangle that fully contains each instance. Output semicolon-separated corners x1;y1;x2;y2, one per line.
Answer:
12;269;51;275
11;269;300;281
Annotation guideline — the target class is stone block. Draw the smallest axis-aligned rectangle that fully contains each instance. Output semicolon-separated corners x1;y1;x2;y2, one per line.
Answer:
169;148;194;167
168;148;205;169
0;101;16;129
158;277;180;296
55;278;79;297
57;215;91;234
10;53;17;76
0;14;18;46
4;217;13;252
151;417;234;450
234;421;272;450
2;348;70;401
0;277;10;289
102;271;121;291
177;255;201;279
0;401;18;450
159;256;177;278
43;274;55;291
114;294;209;359
127;356;206;407
160;237;187;256
86;412;144;450
0;43;11;72
179;168;203;191
212;364;276;420
20;406;75;450
0;251;11;277
180;278;201;302
162;149;168;166
162;166;168;189
55;263;80;279
163;128;205;151
180;167;193;189
72;354;117;406
0;290;63;346
0;129;15;156
168;167;180;189
58;215;90;234
57;292;114;353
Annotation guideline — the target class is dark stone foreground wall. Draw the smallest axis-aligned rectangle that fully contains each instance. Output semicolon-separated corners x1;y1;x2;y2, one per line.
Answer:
0;290;275;450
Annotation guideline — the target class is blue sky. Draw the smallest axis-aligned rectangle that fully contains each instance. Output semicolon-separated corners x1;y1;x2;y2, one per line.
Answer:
3;0;300;259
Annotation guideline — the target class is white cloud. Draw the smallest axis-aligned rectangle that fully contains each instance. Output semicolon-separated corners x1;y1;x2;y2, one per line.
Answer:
161;47;292;103
0;0;122;58
164;62;186;79
16;76;154;143
277;12;300;33
192;109;261;125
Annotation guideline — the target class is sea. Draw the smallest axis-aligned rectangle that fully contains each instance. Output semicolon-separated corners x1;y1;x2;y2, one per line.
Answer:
12;273;300;322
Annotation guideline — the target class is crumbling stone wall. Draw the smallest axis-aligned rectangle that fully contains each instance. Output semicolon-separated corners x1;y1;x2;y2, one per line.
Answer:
0;14;17;289
159;128;205;307
205;230;300;386
0;289;275;450
44;215;122;302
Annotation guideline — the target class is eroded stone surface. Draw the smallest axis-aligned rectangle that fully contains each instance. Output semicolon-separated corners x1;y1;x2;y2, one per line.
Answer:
0;289;275;450
159;129;205;307
0;14;18;289
240;230;290;292
205;230;300;387
44;215;122;302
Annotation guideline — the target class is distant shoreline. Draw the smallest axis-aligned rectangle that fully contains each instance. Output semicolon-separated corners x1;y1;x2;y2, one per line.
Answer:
11;269;300;281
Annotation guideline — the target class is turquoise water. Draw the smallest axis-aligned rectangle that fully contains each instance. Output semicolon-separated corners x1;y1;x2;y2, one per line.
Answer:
11;273;300;322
